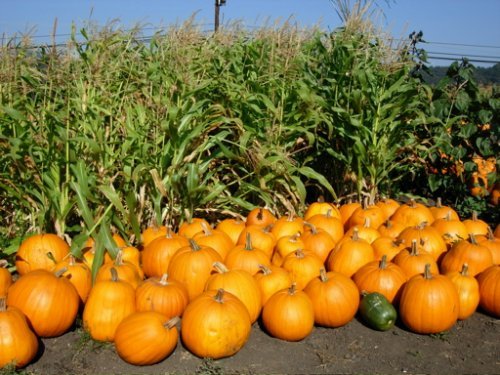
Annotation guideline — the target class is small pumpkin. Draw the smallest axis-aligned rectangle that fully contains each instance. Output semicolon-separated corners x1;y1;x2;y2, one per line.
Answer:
305;210;344;244
215;218;246;245
281;249;323;290
390;199;435;228
83;268;136;342
430;197;460;221
348;200;386;230
271;214;304;240
392;240;439;279
303;269;359;328
359;291;397;331
462;211;489;237
0;297;39;369
445;263;480;320
0;260;12;297
178;217;212;239
254;264;293;306
193;225;236;260
114;313;179;365
95;250;143;289
225;233;270;276
399;264;459;334
246;207;277;227
181;288;251;359
205;262;262;323
7;268;79;337
135;273;189;318
15;233;70;275
261;283;314;341
52;254;92;304
371;237;405;262
439;235;493;277
140;225;168;248
301;223;336;263
271;233;305;267
304;201;341;221
236;225;276;259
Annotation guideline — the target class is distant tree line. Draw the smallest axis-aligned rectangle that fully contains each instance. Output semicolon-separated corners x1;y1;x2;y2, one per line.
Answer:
424;62;500;85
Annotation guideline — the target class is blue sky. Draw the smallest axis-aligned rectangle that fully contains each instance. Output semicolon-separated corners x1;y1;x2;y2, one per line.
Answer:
1;0;499;66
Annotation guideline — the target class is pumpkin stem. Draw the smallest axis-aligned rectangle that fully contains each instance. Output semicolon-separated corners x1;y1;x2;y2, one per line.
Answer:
213;261;229;274
110;267;119;282
326;209;332;218
363;217;371;228
423;263;433;279
164;316;181;329
214;288;225;303
319;268;328;283
294;249;305;259
54;267;68;278
288;282;297;295
469;233;477;245
159;273;169;285
486;227;494;241
379;254;388;269
303;222;317;234
0;297;6;312
258;264;272;275
460;263;469;276
201;221;212;236
188;239;202;251
244;232;254;251
257;208;264;221
436;197;442;208
471;211;478;221
114;250;124;265
68;254;76;266
352;227;360;241
46;251;57;264
0;259;8;269
410;239;419;256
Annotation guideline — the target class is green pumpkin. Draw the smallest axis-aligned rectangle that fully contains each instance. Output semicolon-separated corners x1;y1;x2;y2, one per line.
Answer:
359;291;397;331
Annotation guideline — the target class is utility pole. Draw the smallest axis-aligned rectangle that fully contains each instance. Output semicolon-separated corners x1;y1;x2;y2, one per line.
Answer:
214;0;226;32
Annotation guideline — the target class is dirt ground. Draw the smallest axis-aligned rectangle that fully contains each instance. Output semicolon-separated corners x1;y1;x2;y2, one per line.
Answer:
24;309;499;375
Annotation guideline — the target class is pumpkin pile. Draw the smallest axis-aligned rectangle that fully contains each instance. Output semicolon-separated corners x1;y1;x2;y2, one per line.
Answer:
1;199;500;368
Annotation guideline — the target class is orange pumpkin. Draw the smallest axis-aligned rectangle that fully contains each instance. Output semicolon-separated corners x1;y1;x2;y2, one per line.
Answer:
431;213;469;249
397;223;447;261
0;297;39;369
304;201;341;221
178;217;212;239
15;233;69;275
95;250;143;289
371;237;405;261
7;268;79;337
326;228;375;278
271;214;304;240
477;228;500;265
344;219;381;244
140;225;168;248
445;263;480;320
377;220;406;239
83;268;136;342
462;212;489;237
439;235;493;277
216;218;246;245
304;269;359;327
225;233;270;276
181;289;251;359
430;197;460;221
246;207;277;227
261;283;314;341
375;198;400;221
52;254;92;304
399;264;459;334
114;313;179;365
205;262;262;323
135;273;189;318
339;201;361;231
390;199;434;228
254;265;293;306
141;229;189;278
281;249;323;291
476;265;500;318
352;255;407;304
305;210;344;244
271;233;305;266
193;226;234;260
393;240;439;279
301;223;336;263
348;201;386;230
167;239;223;301
0;260;12;297
236;225;276;259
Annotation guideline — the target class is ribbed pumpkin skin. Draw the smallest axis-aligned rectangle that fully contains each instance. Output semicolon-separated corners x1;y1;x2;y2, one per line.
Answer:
397;225;447;261
445;264;480;320
95;254;143;289
83;271;136;342
216;218;246;246
281;250;323;290
52;255;92;304
135;274;189;318
15;233;70;275
392;243;439;280
141;233;189;278
181;289;251;359
167;240;223;301
7;269;79;337
326;231;375;278
440;238;493;276
0;298;39;369
0;261;12;296
141;225;168;247
114;312;179;365
205;263;262;323
399;265;459;334
390;200;435;228
246;207;277;227
352;256;408;304
254;265;293;306
261;284;314;341
304;270;359;328
476;265;500;318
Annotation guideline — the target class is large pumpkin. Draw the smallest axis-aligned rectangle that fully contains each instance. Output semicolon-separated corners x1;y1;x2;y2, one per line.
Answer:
0;297;39;369
15;233;69;275
7;268;79;337
83;268;136;342
181;288;251;359
476;265;500;318
304;269;359;328
114;312;179;365
399;264;459;334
